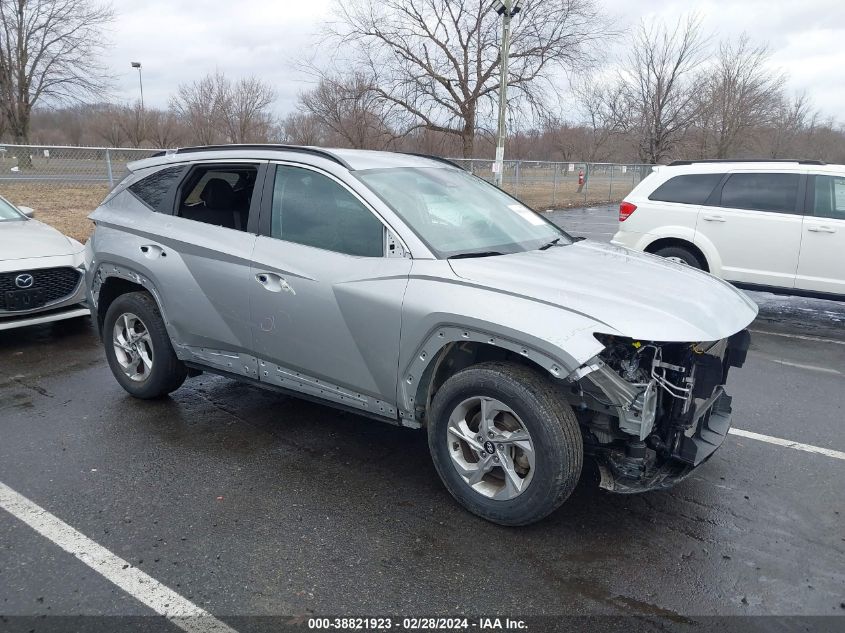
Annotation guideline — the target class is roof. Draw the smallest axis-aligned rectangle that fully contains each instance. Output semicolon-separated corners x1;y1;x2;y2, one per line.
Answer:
127;145;460;173
653;159;845;175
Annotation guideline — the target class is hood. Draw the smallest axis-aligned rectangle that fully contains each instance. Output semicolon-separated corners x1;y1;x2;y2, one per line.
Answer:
0;219;81;261
448;240;758;343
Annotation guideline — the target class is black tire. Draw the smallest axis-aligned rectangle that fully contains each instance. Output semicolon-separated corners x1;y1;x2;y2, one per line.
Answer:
654;245;703;269
103;291;187;399
428;361;583;526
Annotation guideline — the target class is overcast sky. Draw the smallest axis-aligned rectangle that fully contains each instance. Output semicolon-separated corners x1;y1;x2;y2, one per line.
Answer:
106;0;845;121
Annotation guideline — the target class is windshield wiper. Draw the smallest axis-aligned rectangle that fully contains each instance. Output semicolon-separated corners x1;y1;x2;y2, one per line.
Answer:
447;251;504;260
538;237;562;250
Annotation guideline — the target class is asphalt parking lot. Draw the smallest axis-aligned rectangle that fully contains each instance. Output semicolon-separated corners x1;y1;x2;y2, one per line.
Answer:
1;208;844;631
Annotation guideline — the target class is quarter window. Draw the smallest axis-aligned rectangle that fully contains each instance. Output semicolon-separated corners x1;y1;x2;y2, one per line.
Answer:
719;173;800;213
812;175;845;220
127;166;184;211
648;174;724;204
270;165;384;257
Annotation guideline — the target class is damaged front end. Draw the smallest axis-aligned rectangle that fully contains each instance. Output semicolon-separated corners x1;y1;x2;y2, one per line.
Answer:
566;330;751;493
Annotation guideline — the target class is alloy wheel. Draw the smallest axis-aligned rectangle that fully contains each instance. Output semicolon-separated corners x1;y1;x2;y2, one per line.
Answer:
446;396;536;500
112;313;154;382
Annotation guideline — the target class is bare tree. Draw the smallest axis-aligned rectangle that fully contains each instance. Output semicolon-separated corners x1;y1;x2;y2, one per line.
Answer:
220;76;276;143
696;35;785;158
299;72;397;149
572;78;624;161
765;92;816;158
171;72;276;144
0;0;113;146
281;112;327;145
116;102;147;147
170;71;227;145
91;103;125;147
616;14;708;163
328;0;607;157
146;108;185;148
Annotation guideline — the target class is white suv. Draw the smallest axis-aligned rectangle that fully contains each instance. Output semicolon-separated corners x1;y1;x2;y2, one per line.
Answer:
611;160;845;298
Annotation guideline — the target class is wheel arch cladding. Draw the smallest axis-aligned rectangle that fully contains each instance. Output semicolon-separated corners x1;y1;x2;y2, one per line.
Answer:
401;324;604;424
91;264;169;338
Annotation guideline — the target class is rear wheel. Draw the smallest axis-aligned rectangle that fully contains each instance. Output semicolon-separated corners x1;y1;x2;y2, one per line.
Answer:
428;362;582;526
103;292;186;399
654;245;703;269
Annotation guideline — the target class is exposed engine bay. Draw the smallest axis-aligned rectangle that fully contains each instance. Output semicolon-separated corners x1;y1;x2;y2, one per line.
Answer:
566;330;751;492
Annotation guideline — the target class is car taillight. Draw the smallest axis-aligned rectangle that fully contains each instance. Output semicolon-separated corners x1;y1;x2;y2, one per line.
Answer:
619;201;637;222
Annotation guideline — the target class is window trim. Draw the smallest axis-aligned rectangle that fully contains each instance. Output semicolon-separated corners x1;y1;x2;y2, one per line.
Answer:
126;165;188;212
714;171;806;215
258;161;408;258
165;160;267;234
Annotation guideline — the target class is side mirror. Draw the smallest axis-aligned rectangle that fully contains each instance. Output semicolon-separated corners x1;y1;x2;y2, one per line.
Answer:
18;206;35;218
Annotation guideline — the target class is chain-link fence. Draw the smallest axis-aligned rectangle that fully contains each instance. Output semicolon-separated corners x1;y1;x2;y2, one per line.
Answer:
0;143;652;242
0;144;159;241
449;159;653;209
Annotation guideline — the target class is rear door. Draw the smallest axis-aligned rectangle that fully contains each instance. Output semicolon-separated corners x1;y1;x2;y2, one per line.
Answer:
141;160;266;369
695;171;804;288
795;173;845;295
248;163;412;417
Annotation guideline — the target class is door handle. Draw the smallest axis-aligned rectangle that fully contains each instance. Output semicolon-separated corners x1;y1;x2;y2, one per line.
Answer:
807;225;836;233
255;272;295;294
702;215;726;222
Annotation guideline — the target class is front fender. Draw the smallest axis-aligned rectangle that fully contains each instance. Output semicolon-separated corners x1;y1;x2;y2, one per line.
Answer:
398;261;615;413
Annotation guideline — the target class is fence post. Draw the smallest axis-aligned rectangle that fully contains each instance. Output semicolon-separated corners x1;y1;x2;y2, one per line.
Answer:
105;148;114;189
583;163;589;204
552;163;559;208
515;161;521;197
609;165;614;200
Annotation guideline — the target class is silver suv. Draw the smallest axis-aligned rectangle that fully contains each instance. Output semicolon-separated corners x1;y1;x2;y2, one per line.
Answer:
85;145;757;525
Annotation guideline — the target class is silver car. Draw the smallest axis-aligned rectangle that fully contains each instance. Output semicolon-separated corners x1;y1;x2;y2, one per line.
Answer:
85;145;757;525
0;195;89;331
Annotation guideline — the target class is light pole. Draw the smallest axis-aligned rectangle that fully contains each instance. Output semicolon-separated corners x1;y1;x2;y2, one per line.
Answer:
131;61;144;111
491;0;521;188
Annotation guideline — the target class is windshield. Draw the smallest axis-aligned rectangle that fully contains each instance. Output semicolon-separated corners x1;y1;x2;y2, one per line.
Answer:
356;167;570;258
0;196;25;222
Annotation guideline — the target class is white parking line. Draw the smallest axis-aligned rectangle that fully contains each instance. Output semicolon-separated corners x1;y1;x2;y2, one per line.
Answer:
749;329;845;346
768;358;842;375
729;428;845;460
0;480;238;633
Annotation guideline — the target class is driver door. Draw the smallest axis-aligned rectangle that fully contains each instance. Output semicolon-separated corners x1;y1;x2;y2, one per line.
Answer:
249;164;412;417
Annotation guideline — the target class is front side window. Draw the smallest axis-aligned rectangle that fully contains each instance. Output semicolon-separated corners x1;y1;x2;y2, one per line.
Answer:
356;167;568;258
648;174;724;204
176;164;258;231
812;175;845;220
127;166;184;211
270;165;384;257
719;173;800;213
0;196;25;221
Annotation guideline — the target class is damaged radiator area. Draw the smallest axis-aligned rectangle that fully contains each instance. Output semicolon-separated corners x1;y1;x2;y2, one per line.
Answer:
565;330;750;492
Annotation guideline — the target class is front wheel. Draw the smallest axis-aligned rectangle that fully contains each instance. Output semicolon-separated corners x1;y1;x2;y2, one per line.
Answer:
103;291;187;399
428;362;583;526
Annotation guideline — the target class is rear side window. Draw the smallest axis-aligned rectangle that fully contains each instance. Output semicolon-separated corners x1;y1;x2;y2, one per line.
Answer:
648;174;724;204
127;166;184;210
812;175;845;220
719;173;800;213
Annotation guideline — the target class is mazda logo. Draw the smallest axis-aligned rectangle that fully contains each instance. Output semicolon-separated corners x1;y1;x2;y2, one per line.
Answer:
14;273;34;289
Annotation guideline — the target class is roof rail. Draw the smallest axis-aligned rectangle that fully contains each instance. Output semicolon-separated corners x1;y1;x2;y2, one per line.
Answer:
149;144;351;168
668;158;826;166
403;153;464;169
